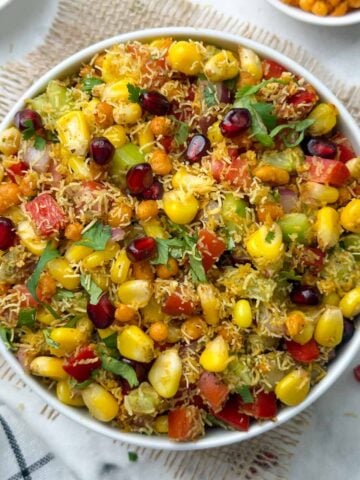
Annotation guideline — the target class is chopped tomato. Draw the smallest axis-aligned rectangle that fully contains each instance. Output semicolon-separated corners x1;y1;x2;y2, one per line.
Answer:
332;133;356;163
215;395;250;431
13;284;38;308
262;59;287;79
7;162;28;182
159;135;173;153
163;292;195;316
168;406;204;441
299;247;325;273
63;346;101;382
288;90;317;106
26;193;68;237
82;180;103;190
198;372;229;413
197;230;226;271
305;156;350;187
286;339;320;363
239;391;277;419
211;157;251;190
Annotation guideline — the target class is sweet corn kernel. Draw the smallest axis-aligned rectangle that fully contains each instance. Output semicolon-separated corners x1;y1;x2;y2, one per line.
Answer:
163;190;199;225
141;297;169;325
171;167;213;195
117;325;154;362
91;272;109;290
65;244;93;263
233;299;252;328
56;111;90;156
340;199;360;234
36;309;57;326
49;328;88;357
308;103;338;137
204;50;239;82
82;98;100;128
314;307;343;347
302;182;339;205
315;206;341;250
77;317;94;335
292;321;315;345
345;157;360;180
207;121;223;145
102;78;134;103
246;224;284;262
148;348;182;398
117;280;152;308
113;103;142;124
110;249;132;284
17;221;47;256
138;122;155;154
339;287;360;318
275;369;310;406
0;127;21;155
66;153;93;180
154;415;169;433
30;356;67;380
103;125;127;149
82;383;119;422
142;218;167;239
47;257;80;290
239;47;263;81
167;41;202;75
197;284;220;325
82;241;120;269
323;292;340;306
199;335;230;372
56;379;85;407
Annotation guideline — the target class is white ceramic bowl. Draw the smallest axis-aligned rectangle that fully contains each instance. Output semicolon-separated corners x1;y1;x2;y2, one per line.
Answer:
0;27;359;451
266;0;360;26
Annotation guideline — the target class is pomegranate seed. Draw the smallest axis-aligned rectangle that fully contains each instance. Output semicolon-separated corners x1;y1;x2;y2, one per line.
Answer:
139;91;171;116
126;163;153;194
220;108;251;138
142;180;164;200
63;346;101;382
87;293;115;329
199;115;216;135
0;217;16;250
159;136;173;153
126;236;157;262
90;137;115;165
353;365;360;382
14;109;43;131
185;134;210;163
306;138;337;159
290;285;320;306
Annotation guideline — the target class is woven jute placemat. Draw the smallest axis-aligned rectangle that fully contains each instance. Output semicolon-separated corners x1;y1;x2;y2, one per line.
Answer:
0;1;358;479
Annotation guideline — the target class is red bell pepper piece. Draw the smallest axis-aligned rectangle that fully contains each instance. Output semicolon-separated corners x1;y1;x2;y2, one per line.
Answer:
198;372;229;413
286;339;320;363
197;230;226;271
305;156;350;187
288;90;317;106
215;395;250;431
63;346;101;382
26;193;67;237
162;292;195;316
262;59;287;79
7;162;29;182
239;391;277;419
168;406;204;441
332;133;357;163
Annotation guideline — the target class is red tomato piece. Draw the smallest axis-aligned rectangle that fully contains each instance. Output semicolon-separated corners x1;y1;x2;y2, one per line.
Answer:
82;180;103;190
288;90;317;106
211;157;251;190
198;372;229;413
63;346;101;382
239;391;277;419
7;162;29;182
305;156;350;187
162;292;195;316
159;136;173;153
168;406;204;441
332;133;356;163
197;230;226;271
299;247;325;273
262;59;287;79
211;158;226;182
26;193;67;236
13;284;38;308
286;339;320;363
215;395;250;431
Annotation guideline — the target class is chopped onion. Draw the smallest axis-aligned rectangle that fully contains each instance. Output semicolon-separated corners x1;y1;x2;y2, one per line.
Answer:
278;187;298;213
23;144;50;172
111;228;125;241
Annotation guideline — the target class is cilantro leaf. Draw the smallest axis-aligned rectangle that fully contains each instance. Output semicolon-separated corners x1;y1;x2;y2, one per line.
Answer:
203;84;217;108
80;274;103;305
18;308;36;328
234;96;274;147
223;76;239;91
128;452;138;462
151;238;185;265
71;378;94;389
76;222;111;251
101;332;118;349
43;329;60;349
27;243;60;302
235;385;254;404
235;78;286;99
174;120;189;146
22;119;36;140
265;231;275;243
253;103;277;130
269;118;315;147
189;254;207;283
34;135;46;151
55;289;75;301
64;316;78;327
0;327;15;350
82;76;104;94
101;354;139;388
127;83;146;103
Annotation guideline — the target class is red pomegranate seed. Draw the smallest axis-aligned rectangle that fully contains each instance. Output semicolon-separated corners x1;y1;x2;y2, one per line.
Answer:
0;217;16;250
306;138;337;159
185;134;210;163
126;236;157;262
63;346;101;382
139;91;171;116
90;137;115;165
142;180;164;200
126;163;153;194
353;365;360;382
7;162;29;182
87;293;115;329
220;108;251;138
159;136;173;153
290;285;320;306
14;109;43;131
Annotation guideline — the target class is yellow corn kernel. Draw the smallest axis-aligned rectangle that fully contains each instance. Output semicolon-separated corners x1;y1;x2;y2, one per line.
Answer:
117;325;154;362
56;111;90;156
200;336;230;372
49;328;88;357
308;103;338;137
254;165;290;186
204;50;239;82
4;206;25;224
163;190;199;225
207;121;223;145
117;280;152;308
150;37;172;49
66;154;92;180
82;98;100;128
102;79;134;104
30;356;67;380
113;103;142;124
315;207;341;250
314;307;343;347
339;287;360;319
148;348;182;398
103;125;127;149
65;244;93;263
141;296;168;325
47;257;80;290
110;249;131;284
17;221;48;256
82;241;120;270
91;272;109;290
0;126;21;155
233;299;252;328
142;218;167;239
302;182;339;205
97;327;116;340
292;321;315;345
82;383;119;422
77;317;94;335
345;157;360;180
323;292;340;306
197;284;220;325
275;369;310;406
340;199;360;234
239;47;263;82
36;308;56;326
56;379;85;407
246;224;284;262
138;122;155;154
167;41;202;76
154;415;168;433
172;167;213;195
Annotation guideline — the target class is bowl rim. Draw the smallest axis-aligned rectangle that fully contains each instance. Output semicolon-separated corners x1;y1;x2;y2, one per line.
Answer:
0;26;359;451
265;0;360;26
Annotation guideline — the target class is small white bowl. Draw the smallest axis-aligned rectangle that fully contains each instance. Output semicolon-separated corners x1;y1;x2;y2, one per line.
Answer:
266;0;360;26
0;27;359;451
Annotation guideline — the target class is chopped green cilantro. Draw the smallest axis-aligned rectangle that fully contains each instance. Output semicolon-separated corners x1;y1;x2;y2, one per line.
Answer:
76;221;112;251
27;243;60;302
82;76;104;94
43;329;60;349
235;385;254;403
22;119;46;151
80;274;103;305
101;354;139;388
265;231;275;243
203;84;217;108
128;451;138;462
0;327;15;351
127;83;146;103
18;308;37;328
174;120;189;146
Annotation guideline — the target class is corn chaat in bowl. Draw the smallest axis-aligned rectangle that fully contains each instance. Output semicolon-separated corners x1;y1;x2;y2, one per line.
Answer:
0;33;359;444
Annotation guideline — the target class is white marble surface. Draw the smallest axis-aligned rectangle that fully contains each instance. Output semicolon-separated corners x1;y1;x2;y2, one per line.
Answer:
0;1;359;479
